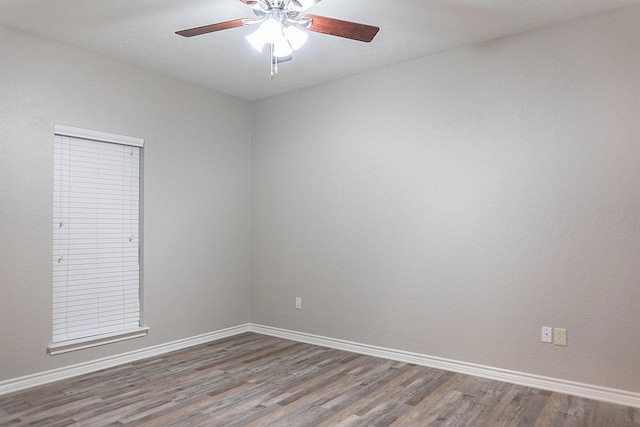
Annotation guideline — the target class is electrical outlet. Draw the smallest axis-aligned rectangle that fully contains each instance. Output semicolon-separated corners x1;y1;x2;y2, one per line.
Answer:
554;328;567;346
295;297;302;310
541;326;553;343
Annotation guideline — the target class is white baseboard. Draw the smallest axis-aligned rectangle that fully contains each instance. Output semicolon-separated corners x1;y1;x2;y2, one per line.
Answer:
0;324;250;396
249;324;640;409
2;323;638;409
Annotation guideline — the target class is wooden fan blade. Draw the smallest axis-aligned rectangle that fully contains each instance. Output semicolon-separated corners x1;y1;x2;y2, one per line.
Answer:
176;19;245;37
304;14;379;42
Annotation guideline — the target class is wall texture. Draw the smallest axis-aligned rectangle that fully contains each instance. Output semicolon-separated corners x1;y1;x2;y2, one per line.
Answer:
0;25;251;381
251;5;640;392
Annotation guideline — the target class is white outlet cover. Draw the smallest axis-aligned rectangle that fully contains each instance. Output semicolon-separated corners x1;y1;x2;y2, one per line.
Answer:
295;297;302;309
554;328;567;346
541;326;553;343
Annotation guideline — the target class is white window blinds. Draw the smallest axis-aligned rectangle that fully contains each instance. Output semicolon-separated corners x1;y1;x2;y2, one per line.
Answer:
53;126;143;345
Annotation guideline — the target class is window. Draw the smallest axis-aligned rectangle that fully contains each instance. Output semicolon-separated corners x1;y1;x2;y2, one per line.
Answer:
49;125;148;355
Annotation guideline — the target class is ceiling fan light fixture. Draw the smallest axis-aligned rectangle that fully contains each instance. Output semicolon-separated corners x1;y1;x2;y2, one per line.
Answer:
261;18;283;44
283;25;308;50
245;27;267;53
273;36;294;58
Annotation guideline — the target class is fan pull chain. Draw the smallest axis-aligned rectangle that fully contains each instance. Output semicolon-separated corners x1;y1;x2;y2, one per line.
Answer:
270;44;279;79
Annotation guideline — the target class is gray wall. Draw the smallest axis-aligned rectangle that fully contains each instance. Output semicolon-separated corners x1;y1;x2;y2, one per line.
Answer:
251;6;640;392
0;25;251;380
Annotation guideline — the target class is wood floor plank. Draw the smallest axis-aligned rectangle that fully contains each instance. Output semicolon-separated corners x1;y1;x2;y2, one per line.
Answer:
1;333;637;426
389;373;466;426
309;364;416;425
315;365;426;426
356;400;412;426
533;391;566;427
401;389;468;426
333;414;360;426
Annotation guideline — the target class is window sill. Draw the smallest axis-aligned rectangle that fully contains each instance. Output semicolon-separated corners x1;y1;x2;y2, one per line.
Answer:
48;327;150;355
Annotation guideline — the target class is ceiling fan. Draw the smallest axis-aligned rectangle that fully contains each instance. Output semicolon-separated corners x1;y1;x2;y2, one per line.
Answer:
176;0;379;77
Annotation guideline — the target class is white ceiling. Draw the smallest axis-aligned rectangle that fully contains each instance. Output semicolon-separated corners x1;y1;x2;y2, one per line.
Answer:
1;0;639;101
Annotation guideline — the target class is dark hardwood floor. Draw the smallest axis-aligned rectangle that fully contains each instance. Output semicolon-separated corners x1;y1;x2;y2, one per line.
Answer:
0;333;638;426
